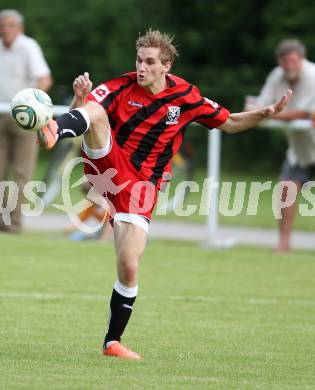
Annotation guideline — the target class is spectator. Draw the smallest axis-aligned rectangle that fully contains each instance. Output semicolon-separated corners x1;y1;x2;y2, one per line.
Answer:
257;39;315;252
0;9;52;233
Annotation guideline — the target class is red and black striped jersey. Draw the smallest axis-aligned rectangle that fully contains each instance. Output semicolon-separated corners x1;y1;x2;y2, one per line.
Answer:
86;72;229;185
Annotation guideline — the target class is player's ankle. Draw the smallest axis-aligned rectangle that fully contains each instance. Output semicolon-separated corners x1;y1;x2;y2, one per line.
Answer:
104;340;118;349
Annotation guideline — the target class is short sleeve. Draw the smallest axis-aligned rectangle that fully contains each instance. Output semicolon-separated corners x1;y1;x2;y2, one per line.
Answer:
27;38;51;78
85;75;131;114
192;86;230;128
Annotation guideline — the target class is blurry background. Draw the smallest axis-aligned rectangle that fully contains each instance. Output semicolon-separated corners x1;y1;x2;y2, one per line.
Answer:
2;0;315;233
4;0;315;172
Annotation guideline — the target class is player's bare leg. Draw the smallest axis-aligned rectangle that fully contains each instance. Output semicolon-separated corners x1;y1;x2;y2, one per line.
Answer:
276;180;302;253
114;221;146;286
81;101;111;149
37;100;110;149
103;221;147;360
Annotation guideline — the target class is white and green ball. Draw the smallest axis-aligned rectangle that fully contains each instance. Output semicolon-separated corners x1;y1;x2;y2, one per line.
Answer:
10;88;54;131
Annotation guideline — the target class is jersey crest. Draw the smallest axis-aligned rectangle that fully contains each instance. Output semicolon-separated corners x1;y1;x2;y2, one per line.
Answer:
166;106;181;125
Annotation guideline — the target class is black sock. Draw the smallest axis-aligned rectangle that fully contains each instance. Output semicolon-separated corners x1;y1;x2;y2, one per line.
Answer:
56;109;89;140
104;288;137;348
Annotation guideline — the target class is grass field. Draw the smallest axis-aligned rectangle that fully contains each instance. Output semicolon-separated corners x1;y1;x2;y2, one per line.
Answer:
154;171;315;232
1;233;315;389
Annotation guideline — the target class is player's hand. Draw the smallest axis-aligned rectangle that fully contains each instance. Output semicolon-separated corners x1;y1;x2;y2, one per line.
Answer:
73;72;93;99
264;89;293;118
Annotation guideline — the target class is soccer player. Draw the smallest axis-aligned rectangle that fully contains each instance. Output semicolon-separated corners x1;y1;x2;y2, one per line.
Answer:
37;30;291;359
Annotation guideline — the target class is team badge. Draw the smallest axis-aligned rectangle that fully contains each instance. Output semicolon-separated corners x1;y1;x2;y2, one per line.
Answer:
166;106;181;125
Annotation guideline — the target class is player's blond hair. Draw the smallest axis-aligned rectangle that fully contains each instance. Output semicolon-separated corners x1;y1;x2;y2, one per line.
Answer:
136;29;179;65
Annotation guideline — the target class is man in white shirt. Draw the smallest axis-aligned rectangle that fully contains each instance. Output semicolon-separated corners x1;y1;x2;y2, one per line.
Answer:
257;39;315;252
0;9;52;232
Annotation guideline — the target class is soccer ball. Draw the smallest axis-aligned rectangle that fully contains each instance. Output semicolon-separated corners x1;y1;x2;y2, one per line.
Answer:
10;88;53;131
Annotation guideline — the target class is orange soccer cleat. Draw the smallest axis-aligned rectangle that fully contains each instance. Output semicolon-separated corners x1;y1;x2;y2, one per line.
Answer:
103;341;141;360
37;119;59;149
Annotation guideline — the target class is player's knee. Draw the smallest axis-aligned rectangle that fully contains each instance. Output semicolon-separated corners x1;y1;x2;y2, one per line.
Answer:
119;260;139;283
84;101;109;127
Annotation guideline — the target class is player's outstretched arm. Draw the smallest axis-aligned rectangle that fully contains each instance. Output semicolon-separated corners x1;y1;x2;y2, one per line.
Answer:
218;89;292;134
69;72;93;110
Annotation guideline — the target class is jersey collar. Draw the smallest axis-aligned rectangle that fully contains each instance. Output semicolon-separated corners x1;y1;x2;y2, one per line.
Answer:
137;74;177;100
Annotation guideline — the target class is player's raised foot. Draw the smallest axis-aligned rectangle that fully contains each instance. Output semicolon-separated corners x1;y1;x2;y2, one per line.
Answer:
103;341;141;360
37;119;59;149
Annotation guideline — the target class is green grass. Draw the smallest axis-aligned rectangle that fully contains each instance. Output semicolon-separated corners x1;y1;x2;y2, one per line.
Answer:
154;171;315;231
1;233;315;389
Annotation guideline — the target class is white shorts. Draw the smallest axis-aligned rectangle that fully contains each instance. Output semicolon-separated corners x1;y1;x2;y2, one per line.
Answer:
82;132;112;159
